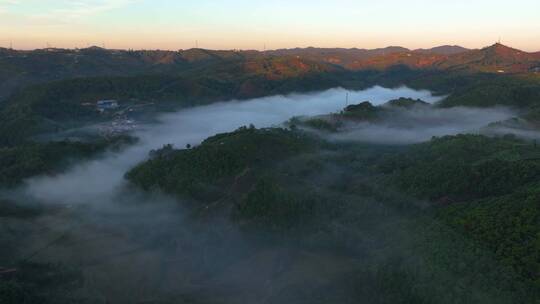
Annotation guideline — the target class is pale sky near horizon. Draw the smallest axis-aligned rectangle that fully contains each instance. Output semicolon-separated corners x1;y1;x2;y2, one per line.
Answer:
1;0;539;51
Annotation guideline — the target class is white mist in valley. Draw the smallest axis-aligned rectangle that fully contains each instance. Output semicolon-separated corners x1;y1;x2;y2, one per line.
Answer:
18;85;510;205
329;106;516;144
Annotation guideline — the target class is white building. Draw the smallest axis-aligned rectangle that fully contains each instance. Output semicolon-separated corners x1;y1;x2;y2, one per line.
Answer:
97;100;119;111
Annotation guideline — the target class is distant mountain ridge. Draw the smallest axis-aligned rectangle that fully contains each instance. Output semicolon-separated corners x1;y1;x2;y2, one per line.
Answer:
0;43;539;102
414;45;470;55
438;43;540;73
265;45;470;66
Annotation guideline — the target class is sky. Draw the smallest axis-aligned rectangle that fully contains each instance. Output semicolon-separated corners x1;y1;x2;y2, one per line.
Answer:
1;0;540;51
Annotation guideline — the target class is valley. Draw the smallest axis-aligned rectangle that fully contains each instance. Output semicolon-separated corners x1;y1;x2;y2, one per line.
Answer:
1;43;540;303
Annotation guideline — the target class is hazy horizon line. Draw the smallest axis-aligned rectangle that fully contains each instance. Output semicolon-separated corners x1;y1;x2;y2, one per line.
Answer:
2;42;537;53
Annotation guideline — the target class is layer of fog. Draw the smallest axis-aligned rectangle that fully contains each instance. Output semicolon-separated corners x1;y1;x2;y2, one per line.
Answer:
5;86;443;303
19;86;441;205
4;86;524;303
328;105;516;144
482;118;540;141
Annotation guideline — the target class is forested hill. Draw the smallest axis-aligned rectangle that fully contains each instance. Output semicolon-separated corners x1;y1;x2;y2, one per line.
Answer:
125;126;540;302
1;43;537;102
0;43;538;105
0;47;250;101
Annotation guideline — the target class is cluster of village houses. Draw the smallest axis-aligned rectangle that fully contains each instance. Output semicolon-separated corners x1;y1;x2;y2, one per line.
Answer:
81;99;119;113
